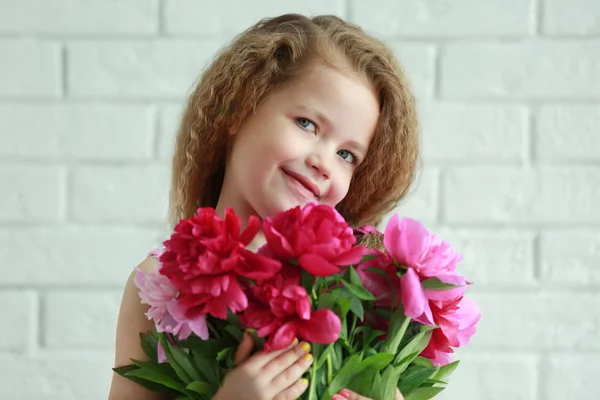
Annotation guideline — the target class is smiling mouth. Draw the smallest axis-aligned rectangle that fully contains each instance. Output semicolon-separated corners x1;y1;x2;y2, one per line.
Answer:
282;169;321;200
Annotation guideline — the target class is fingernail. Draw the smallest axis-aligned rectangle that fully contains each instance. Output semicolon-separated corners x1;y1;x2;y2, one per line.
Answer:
301;378;309;386
301;342;311;352
304;353;313;362
332;396;344;400
340;389;351;398
292;338;299;345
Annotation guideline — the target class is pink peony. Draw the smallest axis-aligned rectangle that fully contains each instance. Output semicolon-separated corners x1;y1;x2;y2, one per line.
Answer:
159;207;281;319
263;203;365;277
355;249;400;308
382;215;468;324
420;296;481;366
240;266;341;351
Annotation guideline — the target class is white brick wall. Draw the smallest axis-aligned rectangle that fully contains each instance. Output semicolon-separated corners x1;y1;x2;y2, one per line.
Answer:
1;1;598;399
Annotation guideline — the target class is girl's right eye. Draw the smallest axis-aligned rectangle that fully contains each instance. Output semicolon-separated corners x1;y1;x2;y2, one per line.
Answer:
297;117;317;133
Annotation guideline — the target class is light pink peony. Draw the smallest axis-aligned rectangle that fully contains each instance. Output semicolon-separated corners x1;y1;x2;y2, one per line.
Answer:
134;266;209;362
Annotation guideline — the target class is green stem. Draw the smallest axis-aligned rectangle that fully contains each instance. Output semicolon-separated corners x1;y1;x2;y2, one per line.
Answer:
307;360;317;400
326;353;333;384
207;321;220;340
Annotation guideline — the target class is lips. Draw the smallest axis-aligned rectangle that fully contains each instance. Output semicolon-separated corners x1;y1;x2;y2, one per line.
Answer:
282;169;321;199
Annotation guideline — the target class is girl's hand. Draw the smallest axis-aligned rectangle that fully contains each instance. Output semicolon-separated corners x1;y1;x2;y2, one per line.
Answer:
213;332;314;400
333;388;404;400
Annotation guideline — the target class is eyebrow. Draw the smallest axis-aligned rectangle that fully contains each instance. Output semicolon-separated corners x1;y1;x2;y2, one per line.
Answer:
297;104;369;156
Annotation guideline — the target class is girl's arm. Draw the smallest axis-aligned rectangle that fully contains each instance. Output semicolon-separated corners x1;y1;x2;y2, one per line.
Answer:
109;257;169;400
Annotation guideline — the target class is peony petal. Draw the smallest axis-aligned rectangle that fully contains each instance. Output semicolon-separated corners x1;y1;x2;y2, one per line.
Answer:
334;245;366;266
401;268;434;325
157;342;167;363
424;275;468;301
236;251;282;280
240;214;261;246
298;254;341;277
264;322;297;351
297;309;341;344
188;314;209;340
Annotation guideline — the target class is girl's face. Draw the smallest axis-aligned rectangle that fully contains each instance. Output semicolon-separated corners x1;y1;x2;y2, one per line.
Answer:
218;60;379;221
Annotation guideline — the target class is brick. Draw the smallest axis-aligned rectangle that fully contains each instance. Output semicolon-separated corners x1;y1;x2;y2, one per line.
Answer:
0;104;155;160
349;0;532;37
43;291;122;349
0;165;65;222
469;292;600;351
536;105;600;161
421;104;527;161
388;44;436;100
544;355;600;400
164;0;344;36
0;226;165;285
0;40;60;98
443;167;600;223
441;40;600;99
441;353;537;400
0;352;112;400
382;167;439;227
0;291;35;352
157;103;185;160
0;0;158;35
542;0;600;35
540;230;600;286
435;229;535;286
67;40;223;99
70;165;170;223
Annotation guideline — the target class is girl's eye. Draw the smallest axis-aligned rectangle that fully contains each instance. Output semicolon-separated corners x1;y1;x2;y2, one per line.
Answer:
297;118;316;133
337;149;356;164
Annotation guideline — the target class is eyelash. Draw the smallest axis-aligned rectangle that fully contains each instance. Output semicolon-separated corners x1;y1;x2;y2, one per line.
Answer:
295;117;359;165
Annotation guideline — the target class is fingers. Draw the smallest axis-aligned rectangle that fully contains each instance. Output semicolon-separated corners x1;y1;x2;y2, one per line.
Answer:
233;331;255;365
395;388;404;400
334;388;404;400
265;341;313;387
273;377;309;400
242;337;299;369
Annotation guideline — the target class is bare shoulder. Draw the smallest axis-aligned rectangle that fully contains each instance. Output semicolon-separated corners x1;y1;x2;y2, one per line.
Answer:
109;256;170;400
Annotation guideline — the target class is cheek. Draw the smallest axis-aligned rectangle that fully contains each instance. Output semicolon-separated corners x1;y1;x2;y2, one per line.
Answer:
326;170;353;205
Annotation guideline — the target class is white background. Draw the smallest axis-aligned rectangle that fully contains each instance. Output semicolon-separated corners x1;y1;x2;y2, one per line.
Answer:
1;1;599;399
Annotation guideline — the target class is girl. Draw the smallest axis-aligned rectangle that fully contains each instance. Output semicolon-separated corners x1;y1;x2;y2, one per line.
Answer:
109;13;418;400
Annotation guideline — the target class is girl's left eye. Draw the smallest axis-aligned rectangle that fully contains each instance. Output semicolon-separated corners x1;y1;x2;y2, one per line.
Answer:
337;149;356;164
297;118;316;133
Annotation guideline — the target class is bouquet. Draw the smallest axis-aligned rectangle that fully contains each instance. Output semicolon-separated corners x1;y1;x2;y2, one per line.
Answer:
114;203;480;400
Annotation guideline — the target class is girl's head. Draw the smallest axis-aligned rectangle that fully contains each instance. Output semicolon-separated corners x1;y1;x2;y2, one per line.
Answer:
170;14;419;228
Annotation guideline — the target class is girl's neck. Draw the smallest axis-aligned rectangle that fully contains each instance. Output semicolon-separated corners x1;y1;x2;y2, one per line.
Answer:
215;195;266;252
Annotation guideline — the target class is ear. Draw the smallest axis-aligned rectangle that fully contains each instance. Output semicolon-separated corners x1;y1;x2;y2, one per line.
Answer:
228;119;242;136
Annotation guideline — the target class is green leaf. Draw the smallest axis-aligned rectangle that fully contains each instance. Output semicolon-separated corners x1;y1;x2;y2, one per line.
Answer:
349;295;365;321
358;353;395;372
380;365;402;400
421;277;464;290
348;266;362;286
301;269;314;293
159;333;201;383
139;331;159;363
326;353;364;396
180;337;221;385
412;356;435;368
382;305;411;354
224;325;243;342
434;360;460;381
398;367;438;395
341;279;376;301
121;361;187;393
393;326;435;367
359;253;383;263
404;387;445;400
186;381;218;396
217;347;233;362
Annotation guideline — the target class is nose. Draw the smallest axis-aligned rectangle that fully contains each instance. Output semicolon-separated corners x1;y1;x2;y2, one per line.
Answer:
306;152;332;179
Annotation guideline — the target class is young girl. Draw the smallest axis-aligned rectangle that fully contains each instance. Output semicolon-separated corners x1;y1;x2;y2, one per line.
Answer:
109;13;418;400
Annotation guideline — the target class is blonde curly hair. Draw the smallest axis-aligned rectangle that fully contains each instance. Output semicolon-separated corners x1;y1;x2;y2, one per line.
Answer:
169;14;419;228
